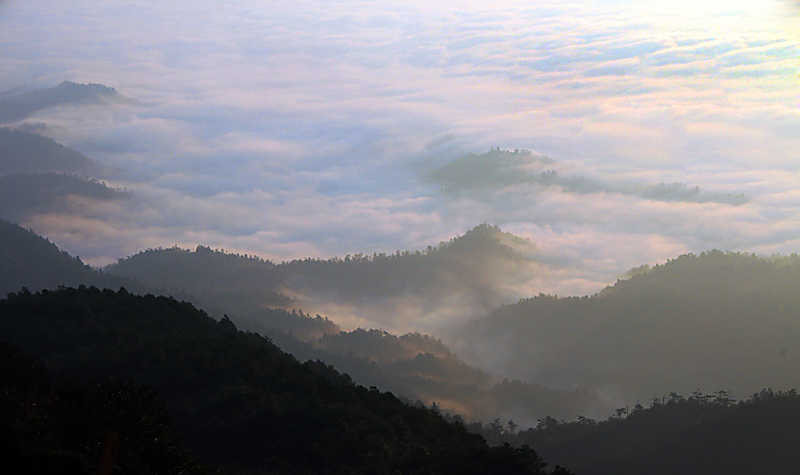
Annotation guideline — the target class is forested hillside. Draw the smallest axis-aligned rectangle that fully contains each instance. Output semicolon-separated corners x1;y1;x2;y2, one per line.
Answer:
0;220;590;424
0;172;127;221
503;389;800;475
106;226;596;424
246;323;597;426
105;244;292;313
106;223;540;330
0;127;97;174
0;341;201;474
0;127;123;222
7;217;800;475
458;251;800;407
0;219;140;296
0;286;564;474
0;81;128;123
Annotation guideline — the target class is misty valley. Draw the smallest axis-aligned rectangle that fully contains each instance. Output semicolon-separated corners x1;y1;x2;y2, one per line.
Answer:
3;113;800;473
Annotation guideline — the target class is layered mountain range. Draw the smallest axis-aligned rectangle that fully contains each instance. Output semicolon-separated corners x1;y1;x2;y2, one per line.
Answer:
1;81;799;474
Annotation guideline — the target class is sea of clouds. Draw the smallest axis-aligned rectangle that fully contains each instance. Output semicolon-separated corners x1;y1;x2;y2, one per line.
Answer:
0;0;798;297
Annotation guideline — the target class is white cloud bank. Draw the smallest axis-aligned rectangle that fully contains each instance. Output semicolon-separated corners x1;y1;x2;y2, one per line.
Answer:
0;0;798;297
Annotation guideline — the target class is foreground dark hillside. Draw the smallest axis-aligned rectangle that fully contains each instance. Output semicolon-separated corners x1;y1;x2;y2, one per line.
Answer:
460;251;800;405
0;286;564;474
0;342;200;474
508;389;800;475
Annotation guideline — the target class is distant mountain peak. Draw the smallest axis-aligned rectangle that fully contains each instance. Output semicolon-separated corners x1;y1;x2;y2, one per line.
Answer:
0;127;97;175
48;80;124;104
0;219;140;295
440;223;536;261
55;80;118;94
0;80;134;123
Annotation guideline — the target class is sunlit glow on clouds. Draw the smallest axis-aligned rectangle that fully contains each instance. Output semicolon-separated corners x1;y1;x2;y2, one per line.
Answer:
0;0;798;297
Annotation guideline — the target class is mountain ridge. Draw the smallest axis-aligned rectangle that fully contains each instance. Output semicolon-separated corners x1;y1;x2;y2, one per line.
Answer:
0;81;132;123
0;285;558;474
457;250;800;410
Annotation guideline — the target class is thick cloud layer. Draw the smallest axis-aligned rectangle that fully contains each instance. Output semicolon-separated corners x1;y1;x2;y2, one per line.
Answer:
0;0;797;298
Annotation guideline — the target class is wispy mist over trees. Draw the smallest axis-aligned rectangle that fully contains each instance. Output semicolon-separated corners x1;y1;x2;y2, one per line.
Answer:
0;286;562;474
4;211;800;473
107;245;292;314
276;327;598;426
2;0;799;471
457;251;800;410
0;221;594;426
105;229;592;424
102;225;800;423
107;223;542;331
0;127;124;222
11;216;800;429
283;223;537;312
0;172;127;221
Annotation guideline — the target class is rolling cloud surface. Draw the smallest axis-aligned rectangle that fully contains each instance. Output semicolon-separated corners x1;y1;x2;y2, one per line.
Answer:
0;0;797;298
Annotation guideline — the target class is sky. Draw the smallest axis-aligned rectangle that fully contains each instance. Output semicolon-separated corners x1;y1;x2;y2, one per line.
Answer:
0;0;798;297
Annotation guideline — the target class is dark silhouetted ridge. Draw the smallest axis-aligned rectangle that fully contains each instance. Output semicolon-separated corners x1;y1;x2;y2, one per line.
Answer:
0;127;97;175
510;389;800;475
0;286;557;474
0;219;141;296
0;172;127;221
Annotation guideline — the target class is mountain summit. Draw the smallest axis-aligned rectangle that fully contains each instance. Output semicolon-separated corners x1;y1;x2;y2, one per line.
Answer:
0;81;132;123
